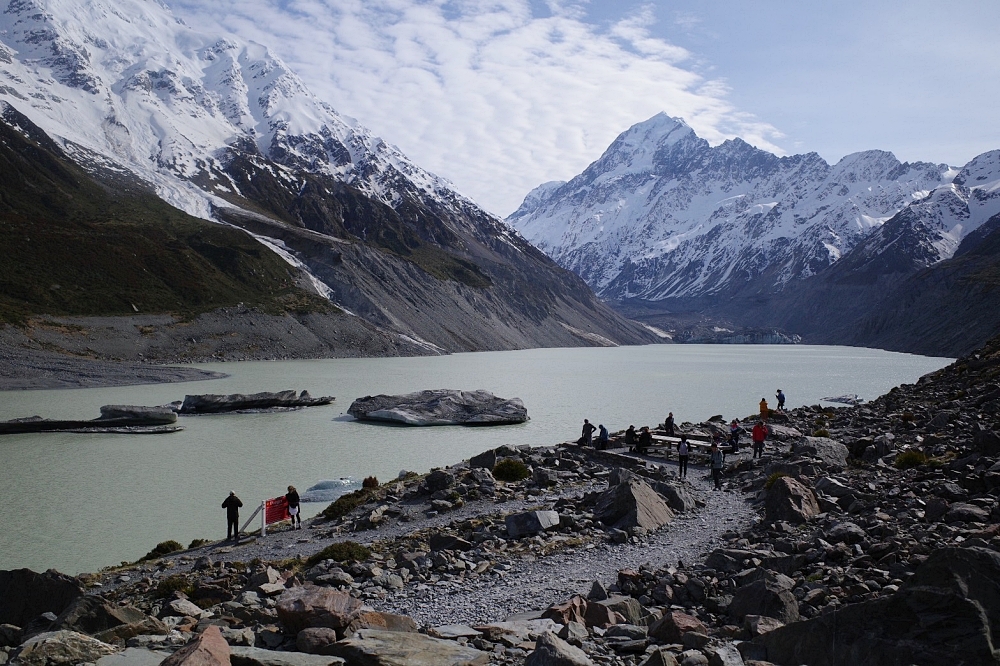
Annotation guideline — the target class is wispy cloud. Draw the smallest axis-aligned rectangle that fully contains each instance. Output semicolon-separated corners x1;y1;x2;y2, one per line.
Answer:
168;0;783;215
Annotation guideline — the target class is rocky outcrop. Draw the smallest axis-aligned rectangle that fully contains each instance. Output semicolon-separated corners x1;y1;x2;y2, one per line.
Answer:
180;391;333;414
754;547;1000;666
347;390;527;426
0;569;83;627
230;646;345;666
764;476;820;524
791;436;850;469
505;511;561;538
15;630;117;666
0;406;178;435
275;587;365;637
525;631;593;666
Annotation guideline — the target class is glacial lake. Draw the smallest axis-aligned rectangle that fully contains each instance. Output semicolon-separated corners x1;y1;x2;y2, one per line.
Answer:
0;344;951;575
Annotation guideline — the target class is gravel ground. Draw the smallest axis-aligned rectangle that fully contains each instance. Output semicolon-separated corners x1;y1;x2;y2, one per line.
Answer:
377;469;755;626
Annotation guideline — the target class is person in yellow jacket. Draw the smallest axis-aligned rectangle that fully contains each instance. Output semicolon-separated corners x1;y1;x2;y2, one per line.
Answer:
759;397;769;420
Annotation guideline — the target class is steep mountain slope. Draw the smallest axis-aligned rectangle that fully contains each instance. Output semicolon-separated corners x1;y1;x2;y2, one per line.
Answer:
0;0;657;353
509;113;954;301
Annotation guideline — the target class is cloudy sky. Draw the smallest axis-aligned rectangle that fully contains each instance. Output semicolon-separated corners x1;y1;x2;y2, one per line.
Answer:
168;0;1000;217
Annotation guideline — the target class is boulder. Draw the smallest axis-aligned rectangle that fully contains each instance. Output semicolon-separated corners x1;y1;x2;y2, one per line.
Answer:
704;644;745;666
469;449;498;470
792;437;849;469
275;586;364;635
946;503;991;523
425;469;455;491
754;547;1000;666
429;534;474;551
594;479;674;531
647;611;707;644
541;596;588;626
814;477;852;498
344;611;419;636
96;647;172;666
0;568;84;627
651;482;699;513
826;521;867;545
766;425;803;441
325;628;489;665
639;649;680;666
0;623;23;647
764;477;820;524
728;575;799;624
51;596;151;635
93;616;170;644
160;625;230;666
16;630;117;666
506;511;561;538
230;646;345;666
744;615;784;636
296;627;339;655
525;631;594;666
347;390;527;426
181;391;333;414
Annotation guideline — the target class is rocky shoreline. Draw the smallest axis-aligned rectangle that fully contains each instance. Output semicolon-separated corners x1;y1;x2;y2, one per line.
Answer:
2;336;999;666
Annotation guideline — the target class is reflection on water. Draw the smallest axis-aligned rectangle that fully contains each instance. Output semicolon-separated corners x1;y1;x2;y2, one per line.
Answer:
0;344;950;574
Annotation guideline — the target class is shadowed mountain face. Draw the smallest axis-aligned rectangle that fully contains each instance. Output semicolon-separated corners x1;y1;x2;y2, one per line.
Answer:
510;113;1000;356
0;0;658;353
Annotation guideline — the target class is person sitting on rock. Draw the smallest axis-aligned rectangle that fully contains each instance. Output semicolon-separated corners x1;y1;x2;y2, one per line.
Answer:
759;397;769;420
597;424;609;450
637;426;653;455
664;411;675;437
624;425;637;451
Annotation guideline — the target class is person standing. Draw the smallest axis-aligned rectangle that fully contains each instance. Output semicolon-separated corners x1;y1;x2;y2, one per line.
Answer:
729;419;741;450
752;420;768;459
580;419;597;447
222;491;243;541
597;424;609;450
677;434;689;479
664;412;675;437
775;389;786;411
710;442;724;490
759;398;769;421
624;425;637;451
286;485;301;530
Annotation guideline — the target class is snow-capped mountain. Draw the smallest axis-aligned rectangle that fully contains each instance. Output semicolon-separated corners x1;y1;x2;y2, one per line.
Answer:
0;0;657;351
508;113;969;301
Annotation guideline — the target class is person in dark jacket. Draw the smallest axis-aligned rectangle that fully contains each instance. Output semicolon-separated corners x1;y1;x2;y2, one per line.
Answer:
638;426;653;454
597;424;609;450
286;485;301;530
677;434;690;478
664;412;675;437
222;491;243;541
624;425;637;451
710;442;724;490
580;419;597;446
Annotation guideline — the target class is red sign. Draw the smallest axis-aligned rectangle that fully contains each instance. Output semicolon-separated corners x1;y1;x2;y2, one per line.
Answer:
264;496;289;525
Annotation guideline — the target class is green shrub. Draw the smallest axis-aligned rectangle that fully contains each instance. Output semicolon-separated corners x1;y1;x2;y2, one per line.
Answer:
155;574;193;598
362;475;379;488
493;458;530;482
764;472;789;490
139;540;184;562
812;428;830;437
322;488;373;520
188;538;210;549
895;450;928;469
307;541;371;566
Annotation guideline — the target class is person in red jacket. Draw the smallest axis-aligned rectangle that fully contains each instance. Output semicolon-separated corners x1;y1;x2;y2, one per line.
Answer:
752;421;768;459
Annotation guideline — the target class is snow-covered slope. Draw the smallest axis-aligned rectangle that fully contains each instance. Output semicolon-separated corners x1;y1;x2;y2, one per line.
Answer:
508;113;969;300
0;0;488;228
0;0;658;352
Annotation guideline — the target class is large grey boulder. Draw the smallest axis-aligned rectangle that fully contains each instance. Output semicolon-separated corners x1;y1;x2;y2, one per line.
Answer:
650;481;699;513
15;630;117;666
728;573;800;624
506;511;561;538
160;625;229;666
230;646;345;666
181;391;333;414
764;476;820;524
0;569;83;628
754;546;1000;666
347;390;527;426
325;628;489;665
96;647;172;666
792;437;850;469
275;585;364;635
594;479;674;531
525;631;594;666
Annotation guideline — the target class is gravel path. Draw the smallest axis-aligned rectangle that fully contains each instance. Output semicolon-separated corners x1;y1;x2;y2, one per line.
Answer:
378;469;756;626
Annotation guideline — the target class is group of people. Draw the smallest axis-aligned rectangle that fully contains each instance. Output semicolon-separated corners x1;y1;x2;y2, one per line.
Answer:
221;485;302;541
578;396;778;490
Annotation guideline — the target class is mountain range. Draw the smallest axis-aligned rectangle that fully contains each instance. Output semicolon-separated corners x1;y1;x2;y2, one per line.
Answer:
0;0;657;359
510;114;1000;356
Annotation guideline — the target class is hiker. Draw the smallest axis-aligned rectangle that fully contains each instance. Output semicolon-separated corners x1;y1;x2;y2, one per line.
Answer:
222;491;243;541
759;397;769;420
677;434;689;478
579;419;597;446
624;425;637;451
664;412;675;437
729;419;741;451
638;426;652;454
714;431;726;462
710;441;724;490
597;424;609;450
776;389;786;411
752;420;768;458
286;485;301;530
